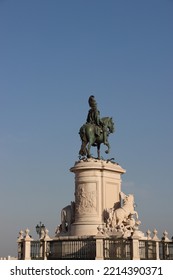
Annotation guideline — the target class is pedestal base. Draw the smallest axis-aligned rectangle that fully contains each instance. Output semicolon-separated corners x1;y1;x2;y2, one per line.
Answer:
71;222;102;236
70;158;125;236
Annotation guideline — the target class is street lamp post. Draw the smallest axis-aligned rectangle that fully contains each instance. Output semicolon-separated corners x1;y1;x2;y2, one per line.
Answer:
36;222;45;239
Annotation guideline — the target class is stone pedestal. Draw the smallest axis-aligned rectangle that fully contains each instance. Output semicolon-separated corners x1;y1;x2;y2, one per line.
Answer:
70;159;125;236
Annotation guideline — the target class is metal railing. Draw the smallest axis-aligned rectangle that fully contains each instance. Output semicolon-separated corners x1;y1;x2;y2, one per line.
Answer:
18;242;24;260
31;241;43;260
159;242;173;260
20;236;173;260
139;240;156;260
104;238;132;260
48;238;96;260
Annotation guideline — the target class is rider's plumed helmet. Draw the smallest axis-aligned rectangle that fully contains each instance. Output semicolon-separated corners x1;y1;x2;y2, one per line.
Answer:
88;95;97;109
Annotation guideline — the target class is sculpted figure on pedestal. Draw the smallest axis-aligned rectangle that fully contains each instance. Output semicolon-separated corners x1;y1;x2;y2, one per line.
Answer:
56;201;75;234
112;192;138;227
105;192;139;236
79;96;115;159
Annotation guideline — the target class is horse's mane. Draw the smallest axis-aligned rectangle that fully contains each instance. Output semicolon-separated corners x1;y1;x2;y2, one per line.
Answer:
101;117;111;124
101;117;110;121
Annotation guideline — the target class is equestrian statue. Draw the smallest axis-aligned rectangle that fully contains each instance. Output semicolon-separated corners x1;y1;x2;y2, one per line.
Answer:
79;95;115;159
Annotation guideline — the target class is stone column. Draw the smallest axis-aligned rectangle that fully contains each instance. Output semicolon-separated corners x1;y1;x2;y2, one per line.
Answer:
70;158;125;236
23;229;33;260
131;237;140;260
95;237;104;260
17;230;24;260
152;229;160;260
42;229;52;260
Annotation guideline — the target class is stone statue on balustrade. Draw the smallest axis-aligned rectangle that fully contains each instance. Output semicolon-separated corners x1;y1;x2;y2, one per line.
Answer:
79;95;115;159
102;192;142;238
55;201;75;236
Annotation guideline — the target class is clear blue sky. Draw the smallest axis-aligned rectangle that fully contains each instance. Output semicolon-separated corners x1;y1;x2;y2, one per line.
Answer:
0;0;173;257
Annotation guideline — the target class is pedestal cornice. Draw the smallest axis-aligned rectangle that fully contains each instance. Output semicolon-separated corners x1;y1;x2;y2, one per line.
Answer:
70;158;126;174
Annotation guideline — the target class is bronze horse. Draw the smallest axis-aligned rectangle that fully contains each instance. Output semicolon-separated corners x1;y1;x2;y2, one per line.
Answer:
79;117;114;159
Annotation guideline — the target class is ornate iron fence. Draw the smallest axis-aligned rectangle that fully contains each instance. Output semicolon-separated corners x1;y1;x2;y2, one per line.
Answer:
159;242;173;260
139;240;156;260
18;241;24;260
48;238;96;260
31;241;43;260
104;238;132;260
20;236;173;260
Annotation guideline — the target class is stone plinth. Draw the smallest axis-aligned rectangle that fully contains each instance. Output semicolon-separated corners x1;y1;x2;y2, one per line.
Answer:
70;159;125;236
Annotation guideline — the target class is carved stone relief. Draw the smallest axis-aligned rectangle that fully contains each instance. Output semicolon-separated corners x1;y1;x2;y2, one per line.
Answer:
75;184;96;214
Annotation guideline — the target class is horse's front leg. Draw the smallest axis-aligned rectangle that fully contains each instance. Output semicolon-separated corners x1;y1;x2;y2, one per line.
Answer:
79;141;87;156
105;141;110;154
134;211;138;220
132;210;138;220
97;143;101;159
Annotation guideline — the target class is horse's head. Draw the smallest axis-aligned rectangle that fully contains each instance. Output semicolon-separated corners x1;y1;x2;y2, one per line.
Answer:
101;117;115;133
123;194;134;206
107;117;115;133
